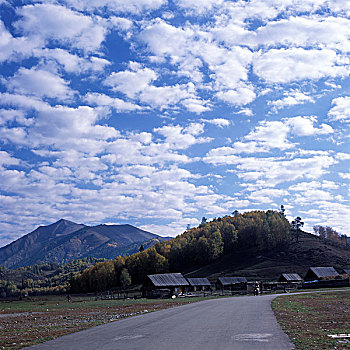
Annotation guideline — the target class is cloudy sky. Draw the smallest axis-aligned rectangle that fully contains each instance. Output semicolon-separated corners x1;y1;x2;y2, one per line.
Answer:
0;0;349;247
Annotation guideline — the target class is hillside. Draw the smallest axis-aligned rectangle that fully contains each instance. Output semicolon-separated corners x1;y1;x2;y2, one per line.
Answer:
0;257;105;297
185;231;350;281
0;220;169;268
71;210;350;293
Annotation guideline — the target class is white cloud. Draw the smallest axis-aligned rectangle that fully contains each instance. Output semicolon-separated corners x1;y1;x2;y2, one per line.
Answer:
15;4;107;52
328;0;350;16
154;123;211;150
244;120;293;150
205;149;337;186
103;139;190;166
181;99;211;114
253;48;349;83
84;92;142;112
0;109;33;127
322;180;339;190
3;67;75;101
31;106;118;147
0;92;51;111
139;20;192;57
0;126;28;145
104;66;157;98
286;116;334;136
109;17;133;31
229;141;269;154
237;108;253;116
0;95;118;151
335;153;350;160
139;20;255;107
328;96;350;122
200;118;231;127
0;151;20;167
269;90;315;111
0;20;41;62
295;188;334;202
104;65;204;112
205;48;254;89
252;16;350;50
38;48;111;74
248;188;289;204
175;0;223;15
139;84;197;110
63;0;166;14
215;87;256;106
215;117;334;156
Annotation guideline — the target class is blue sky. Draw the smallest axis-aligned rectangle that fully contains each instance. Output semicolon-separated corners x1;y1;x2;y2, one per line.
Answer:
0;0;349;247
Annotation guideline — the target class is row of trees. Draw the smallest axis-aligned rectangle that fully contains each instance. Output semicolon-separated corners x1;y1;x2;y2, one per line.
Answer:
71;210;291;292
313;225;348;245
0;257;105;297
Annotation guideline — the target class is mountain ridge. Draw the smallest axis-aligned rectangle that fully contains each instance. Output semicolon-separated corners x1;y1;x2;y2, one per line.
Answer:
0;219;170;268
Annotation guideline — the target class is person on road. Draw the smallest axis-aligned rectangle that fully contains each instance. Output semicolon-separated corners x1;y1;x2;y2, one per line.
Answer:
254;282;260;296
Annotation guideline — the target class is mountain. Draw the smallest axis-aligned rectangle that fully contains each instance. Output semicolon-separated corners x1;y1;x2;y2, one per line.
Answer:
0;220;169;268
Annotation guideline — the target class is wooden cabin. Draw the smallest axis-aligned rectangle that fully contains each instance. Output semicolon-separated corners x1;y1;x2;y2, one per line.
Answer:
342;268;350;275
278;273;303;283
304;267;339;281
143;273;189;298
187;278;211;292
216;277;247;291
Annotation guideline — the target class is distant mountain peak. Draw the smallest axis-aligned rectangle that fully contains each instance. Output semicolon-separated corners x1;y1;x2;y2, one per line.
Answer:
0;219;169;268
55;218;80;225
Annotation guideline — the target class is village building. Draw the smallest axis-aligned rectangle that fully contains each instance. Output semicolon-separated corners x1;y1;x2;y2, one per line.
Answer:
342;268;350;275
216;277;247;291
277;273;303;283
304;267;340;281
187;278;211;292
143;273;189;298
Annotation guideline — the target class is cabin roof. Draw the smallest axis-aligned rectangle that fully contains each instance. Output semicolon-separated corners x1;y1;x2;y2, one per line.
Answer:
342;269;350;275
187;277;211;286
308;267;339;278
279;273;303;281
218;277;247;285
147;273;189;287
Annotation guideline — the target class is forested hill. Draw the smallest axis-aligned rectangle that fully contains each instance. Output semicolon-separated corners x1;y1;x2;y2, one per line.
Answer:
71;210;291;292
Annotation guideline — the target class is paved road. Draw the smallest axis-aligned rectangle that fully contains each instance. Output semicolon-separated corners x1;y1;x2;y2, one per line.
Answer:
28;294;295;350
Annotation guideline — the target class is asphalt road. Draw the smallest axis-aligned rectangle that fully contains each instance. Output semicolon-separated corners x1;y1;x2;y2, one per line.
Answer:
28;294;295;350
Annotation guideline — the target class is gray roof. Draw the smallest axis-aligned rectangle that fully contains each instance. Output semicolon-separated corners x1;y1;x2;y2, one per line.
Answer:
187;277;211;286
343;269;350;275
279;273;303;281
218;277;247;285
148;273;189;287
308;267;339;278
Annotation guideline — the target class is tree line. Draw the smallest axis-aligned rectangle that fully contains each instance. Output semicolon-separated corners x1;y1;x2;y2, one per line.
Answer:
0;257;105;298
70;210;291;292
313;225;348;246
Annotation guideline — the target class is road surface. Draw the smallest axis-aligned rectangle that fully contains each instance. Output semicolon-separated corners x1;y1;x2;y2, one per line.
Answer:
28;294;295;350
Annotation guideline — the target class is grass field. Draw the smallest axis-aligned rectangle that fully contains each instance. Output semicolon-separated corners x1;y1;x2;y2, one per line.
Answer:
272;290;350;350
0;295;209;349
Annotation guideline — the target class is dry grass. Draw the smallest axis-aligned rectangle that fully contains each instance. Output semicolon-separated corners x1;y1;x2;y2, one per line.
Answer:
0;295;206;349
272;290;350;349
